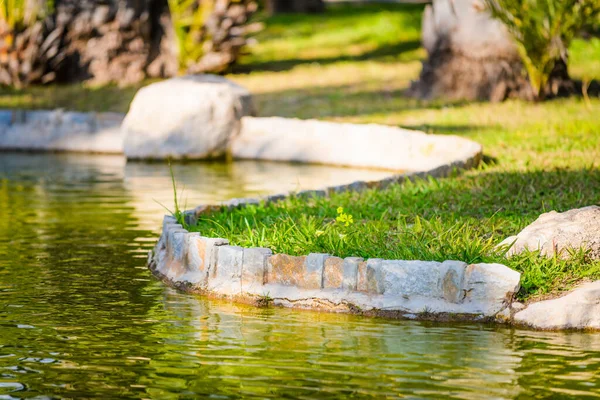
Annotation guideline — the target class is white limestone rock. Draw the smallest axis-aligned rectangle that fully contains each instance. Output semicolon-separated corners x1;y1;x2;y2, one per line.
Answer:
123;75;254;160
462;263;521;315
499;206;600;260
232;116;482;171
514;281;600;330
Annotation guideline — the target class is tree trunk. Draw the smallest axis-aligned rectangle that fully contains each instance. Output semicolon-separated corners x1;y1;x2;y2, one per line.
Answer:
410;0;574;102
266;0;325;14
52;0;178;85
409;0;530;102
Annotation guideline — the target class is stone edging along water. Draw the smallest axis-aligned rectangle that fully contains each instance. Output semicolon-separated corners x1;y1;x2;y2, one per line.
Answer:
148;131;531;326
2;106;596;330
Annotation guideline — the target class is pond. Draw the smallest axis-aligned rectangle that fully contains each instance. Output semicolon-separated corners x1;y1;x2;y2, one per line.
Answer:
1;152;599;399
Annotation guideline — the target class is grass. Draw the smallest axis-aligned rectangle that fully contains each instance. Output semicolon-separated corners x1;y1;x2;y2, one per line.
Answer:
1;3;599;301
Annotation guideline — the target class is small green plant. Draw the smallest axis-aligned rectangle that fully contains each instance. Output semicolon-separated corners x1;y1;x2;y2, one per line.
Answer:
256;292;273;307
335;206;354;227
0;0;52;32
483;0;600;100
168;0;214;71
155;161;187;227
169;161;186;226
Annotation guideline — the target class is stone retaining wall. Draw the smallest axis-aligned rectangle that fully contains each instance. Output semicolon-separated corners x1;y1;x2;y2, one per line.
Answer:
149;151;528;323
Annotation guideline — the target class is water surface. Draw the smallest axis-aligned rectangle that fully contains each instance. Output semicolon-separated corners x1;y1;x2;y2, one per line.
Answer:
1;152;599;399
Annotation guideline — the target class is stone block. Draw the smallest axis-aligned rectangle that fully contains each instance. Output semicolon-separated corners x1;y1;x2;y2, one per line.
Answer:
162;215;177;230
216;245;244;284
342;257;363;291
195;236;229;277
297;190;327;199
185;233;202;272
267;254;306;287
326;184;351;195
171;232;188;262
183;210;197;226
463;263;521;315
357;260;368;292
376;260;443;297
266;193;287;204
439;260;467;303
222;197;261;210
305;253;328;289
323;257;344;289
346;181;368;192
366;259;383;294
242;247;272;291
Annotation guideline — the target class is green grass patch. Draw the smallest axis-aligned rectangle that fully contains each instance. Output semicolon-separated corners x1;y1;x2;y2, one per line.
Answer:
191;162;600;302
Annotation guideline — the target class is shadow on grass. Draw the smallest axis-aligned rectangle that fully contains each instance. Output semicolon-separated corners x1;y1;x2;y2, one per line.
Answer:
234;40;422;73
252;82;477;120
0;83;144;113
236;2;425;73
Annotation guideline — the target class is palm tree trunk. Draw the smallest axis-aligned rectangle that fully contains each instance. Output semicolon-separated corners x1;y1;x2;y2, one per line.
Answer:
266;0;325;14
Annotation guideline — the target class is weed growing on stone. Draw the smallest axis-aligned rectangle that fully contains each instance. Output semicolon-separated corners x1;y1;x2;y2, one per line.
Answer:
156;161;187;228
256;292;273;308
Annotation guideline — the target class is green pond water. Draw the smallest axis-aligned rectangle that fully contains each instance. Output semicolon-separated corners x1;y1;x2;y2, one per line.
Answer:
1;152;600;399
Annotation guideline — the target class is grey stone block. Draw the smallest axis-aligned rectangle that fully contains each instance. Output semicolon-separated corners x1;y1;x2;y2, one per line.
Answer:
222;197;261;210
378;260;443;297
183;210;197;226
171;231;188;262
242;247;272;290
342;257;363;291
266;193;287;203
346;181;368;192
439;261;467;303
216;246;245;292
297;190;327;199
326;184;351;194
165;222;183;232
197;236;229;278
305;253;328;289
366;258;384;294
185;233;202;272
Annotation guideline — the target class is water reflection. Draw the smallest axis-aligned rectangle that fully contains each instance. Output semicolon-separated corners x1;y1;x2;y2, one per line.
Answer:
1;152;600;399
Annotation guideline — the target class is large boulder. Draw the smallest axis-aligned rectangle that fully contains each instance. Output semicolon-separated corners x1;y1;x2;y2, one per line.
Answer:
500;206;600;260
514;281;600;330
123;75;254;160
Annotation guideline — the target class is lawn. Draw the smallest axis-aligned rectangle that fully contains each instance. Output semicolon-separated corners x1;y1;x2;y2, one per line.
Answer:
2;3;600;302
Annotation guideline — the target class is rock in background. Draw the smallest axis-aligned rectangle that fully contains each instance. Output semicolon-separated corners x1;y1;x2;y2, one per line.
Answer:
122;74;254;160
